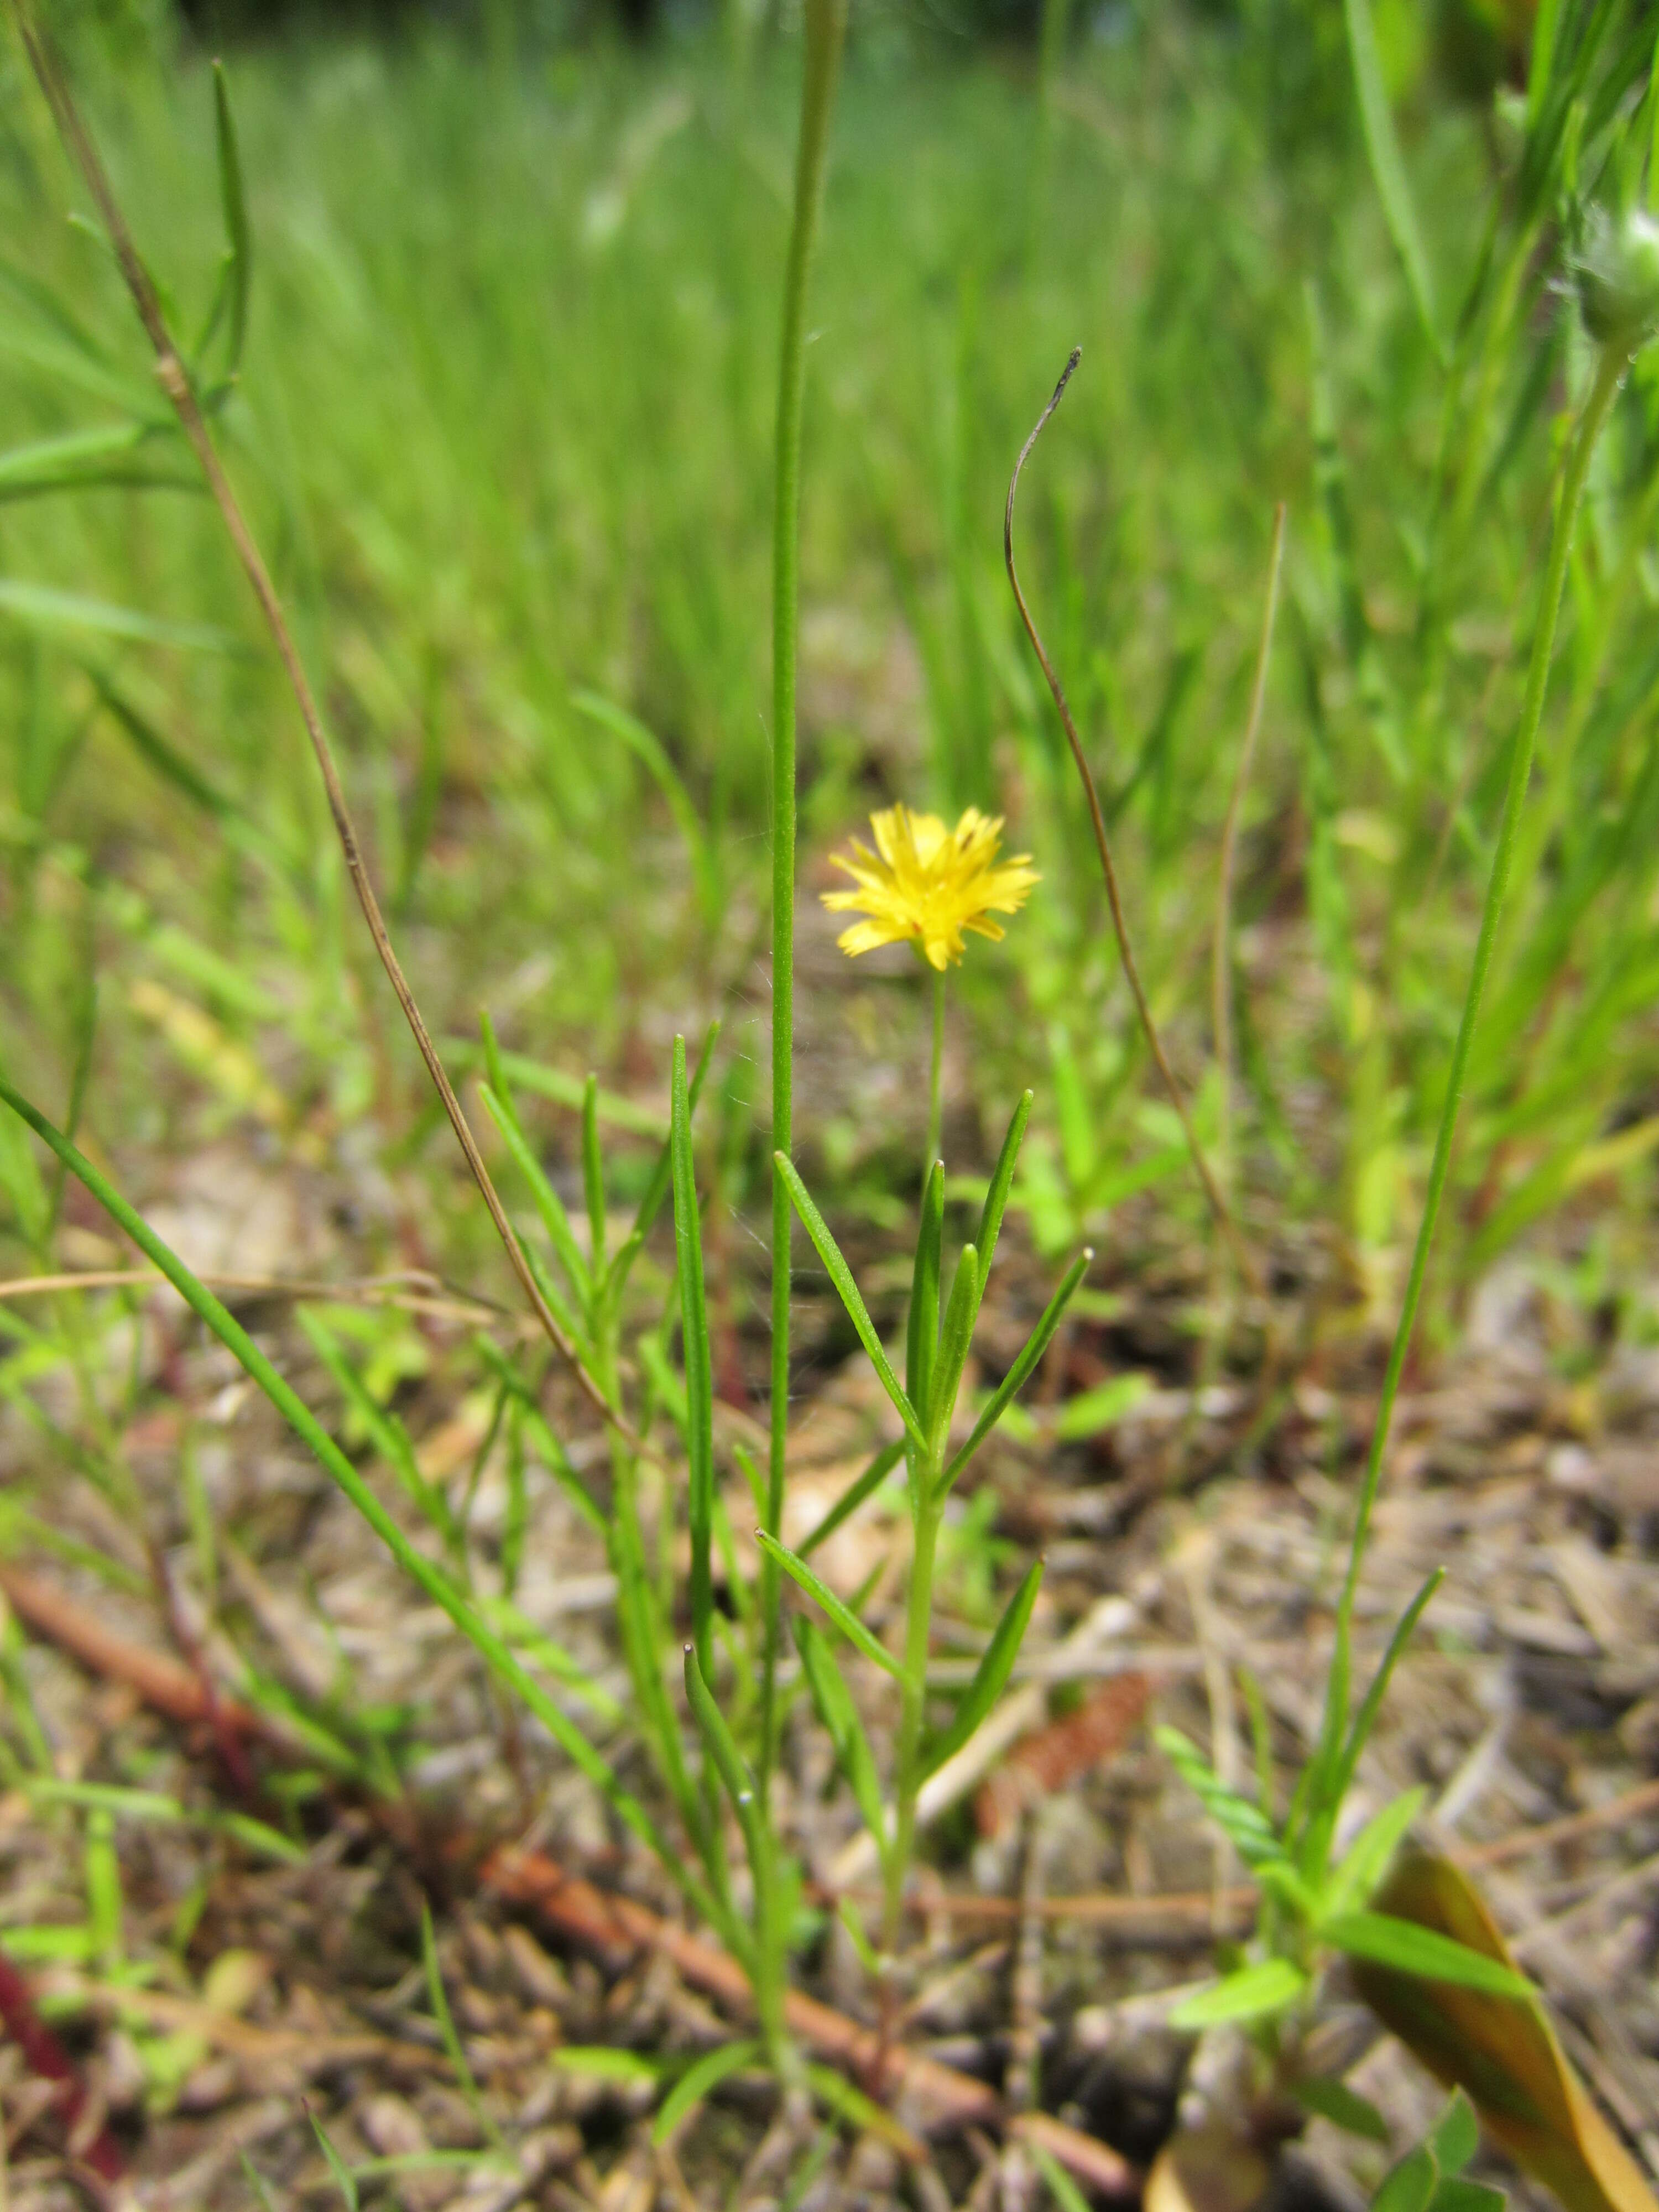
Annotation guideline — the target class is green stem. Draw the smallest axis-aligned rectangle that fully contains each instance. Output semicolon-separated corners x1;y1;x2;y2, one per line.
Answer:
926;967;945;1172
763;0;847;1788
883;1489;942;1953
1321;341;1627;1783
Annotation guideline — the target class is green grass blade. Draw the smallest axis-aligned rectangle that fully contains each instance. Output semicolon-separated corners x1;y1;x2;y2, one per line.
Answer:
940;1249;1089;1491
754;1531;901;1678
1323;1911;1535;1996
930;1241;979;1449
923;1557;1042;1776
1324;1788;1427;1923
421;1901;504;2147
683;1644;762;1849
775;1154;925;1453
308;2109;360;2210
653;2039;763;2144
0;1074;698;1910
1300;1567;1442;1879
609;1018;720;1301
477;1078;591;1306
298;1308;458;1552
906;1160;944;1436
797;1438;904;1558
974;1089;1032;1292
1030;2141;1093;2212
211;60;251;376
582;1072;607;1277
450;1040;669;1136
0;579;239;653
794;1616;887;1855
570;690;708;902
672;1035;716;1676
1343;0;1444;362
1170;1958;1307;2028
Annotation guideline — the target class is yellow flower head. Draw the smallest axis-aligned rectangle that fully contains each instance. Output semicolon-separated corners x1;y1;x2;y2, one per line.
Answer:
822;804;1039;972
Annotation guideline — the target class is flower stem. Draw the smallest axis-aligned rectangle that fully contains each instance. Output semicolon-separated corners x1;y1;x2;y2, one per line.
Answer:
926;967;945;1173
1318;340;1627;1801
762;0;846;1791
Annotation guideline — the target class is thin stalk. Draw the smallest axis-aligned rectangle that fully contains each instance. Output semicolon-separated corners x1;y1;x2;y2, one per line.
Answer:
926;968;945;1172
763;0;848;1785
1212;503;1286;1191
883;1491;942;1954
1005;351;1262;1295
9;4;635;1452
1320;341;1628;1798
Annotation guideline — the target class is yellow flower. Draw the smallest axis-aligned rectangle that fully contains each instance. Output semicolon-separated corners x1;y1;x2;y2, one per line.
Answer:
822;804;1039;972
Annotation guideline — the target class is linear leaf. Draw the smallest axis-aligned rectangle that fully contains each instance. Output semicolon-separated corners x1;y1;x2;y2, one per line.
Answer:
1290;2077;1389;2143
924;1558;1042;1776
930;1242;979;1451
212;61;251;375
1170;1957;1307;2028
477;1078;591;1303
906;1160;944;1434
1156;1725;1283;1869
653;2039;762;2143
1343;0;1445;361
672;1035;715;1674
0;578;239;653
1324;1787;1427;1921
609;1018;719;1300
795;1617;886;1854
775;1155;925;1452
941;1248;1089;1490
798;1438;904;1558
974;1089;1032;1291
754;1531;901;1678
1325;1912;1535;1996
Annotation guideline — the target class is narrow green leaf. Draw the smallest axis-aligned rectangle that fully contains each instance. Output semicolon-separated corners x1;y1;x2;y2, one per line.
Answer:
775;1155;925;1453
212;61;251;375
1324;1787;1427;1921
684;1644;763;1861
930;1243;979;1451
974;1089;1032;1291
422;1901;504;2148
608;1018;719;1301
555;2047;665;2083
653;2039;762;2143
308;2109;360;2210
1291;2076;1390;2143
795;1618;886;1854
239;2154;283;2212
477;1078;591;1304
672;1036;716;1675
1334;1571;1443;1809
1030;2141;1093;2212
906;1160;944;1434
798;1438;904;1558
1324;1912;1535;1996
803;2063;921;2157
940;1249;1089;1490
1171;1957;1308;2028
0;578;239;653
449;1040;669;1135
570;690;708;899
754;1531;901;1678
924;1558;1042;1776
1053;1371;1149;1442
1343;0;1445;362
0;1076;694;1910
298;1308;457;1550
582;1073;607;1275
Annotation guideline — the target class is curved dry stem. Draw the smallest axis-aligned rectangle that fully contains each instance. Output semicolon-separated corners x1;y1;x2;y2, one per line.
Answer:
1004;351;1260;1291
12;3;634;1448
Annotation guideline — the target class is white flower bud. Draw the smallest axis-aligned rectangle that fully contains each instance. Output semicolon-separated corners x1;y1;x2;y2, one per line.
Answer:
1574;205;1659;353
